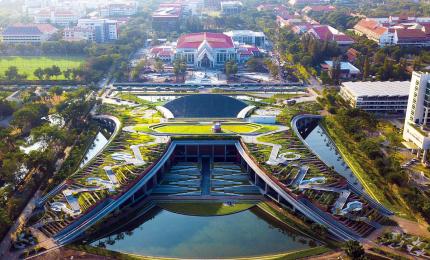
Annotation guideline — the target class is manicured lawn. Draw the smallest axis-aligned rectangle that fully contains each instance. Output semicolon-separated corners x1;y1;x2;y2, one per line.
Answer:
151;123;266;134
158;202;256;216
0;56;84;80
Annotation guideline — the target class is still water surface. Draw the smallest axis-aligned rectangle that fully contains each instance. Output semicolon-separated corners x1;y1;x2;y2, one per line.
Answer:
91;207;317;259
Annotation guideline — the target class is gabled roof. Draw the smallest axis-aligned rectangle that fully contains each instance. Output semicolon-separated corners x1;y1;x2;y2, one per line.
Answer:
302;5;336;13
395;28;428;39
309;25;354;43
177;32;234;49
354;19;388;36
2;24;57;36
395;28;430;43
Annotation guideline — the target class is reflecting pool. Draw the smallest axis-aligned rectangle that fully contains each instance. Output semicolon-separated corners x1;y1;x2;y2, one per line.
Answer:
304;124;363;190
90;206;317;259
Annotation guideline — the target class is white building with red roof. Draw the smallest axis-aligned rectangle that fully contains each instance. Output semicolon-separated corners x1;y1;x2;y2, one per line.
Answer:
175;32;237;68
354;17;430;46
34;8;81;27
307;25;354;46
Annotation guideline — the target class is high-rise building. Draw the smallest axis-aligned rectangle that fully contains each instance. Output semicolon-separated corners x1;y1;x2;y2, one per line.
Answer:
403;71;430;161
76;18;118;43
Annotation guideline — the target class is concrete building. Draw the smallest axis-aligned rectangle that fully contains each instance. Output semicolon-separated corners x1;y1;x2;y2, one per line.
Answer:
152;3;183;31
75;18;118;43
220;1;243;14
339;81;410;113
321;61;360;79
63;27;94;42
34;8;80;26
1;23;58;44
403;71;430;161
224;30;267;47
100;2;138;17
204;0;221;10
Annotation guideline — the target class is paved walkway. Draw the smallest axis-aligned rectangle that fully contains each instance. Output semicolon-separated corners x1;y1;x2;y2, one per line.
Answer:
242;125;289;166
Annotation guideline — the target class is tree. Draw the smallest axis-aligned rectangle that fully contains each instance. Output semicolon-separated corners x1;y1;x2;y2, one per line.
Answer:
5;66;21;81
63;69;72;80
173;58;187;82
320;70;330;84
330;58;341;85
362;56;370;80
225;60;238;79
343;240;366;260
11;103;49;132
34;67;45;80
51;65;61;79
43;67;54;80
154;59;164;73
49;86;63;96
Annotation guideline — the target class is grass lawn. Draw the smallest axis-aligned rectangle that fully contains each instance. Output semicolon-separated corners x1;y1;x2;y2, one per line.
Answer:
151;123;269;134
0;90;13;100
157;202;256;216
0;56;84;80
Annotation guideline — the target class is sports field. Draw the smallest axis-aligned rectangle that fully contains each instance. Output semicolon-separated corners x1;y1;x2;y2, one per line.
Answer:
0;56;84;80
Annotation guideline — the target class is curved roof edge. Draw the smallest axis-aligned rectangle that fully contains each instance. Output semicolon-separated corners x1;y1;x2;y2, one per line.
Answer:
156;105;174;119
237;105;256;119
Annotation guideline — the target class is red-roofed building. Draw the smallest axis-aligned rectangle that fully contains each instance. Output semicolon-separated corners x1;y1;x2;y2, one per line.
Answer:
394;28;430;46
150;45;176;63
256;4;288;15
307;25;354;46
289;0;329;7
302;5;336;14
176;32;236;68
34;8;81;26
346;48;360;63
354;19;393;46
237;44;261;63
354;17;430;46
276;14;304;28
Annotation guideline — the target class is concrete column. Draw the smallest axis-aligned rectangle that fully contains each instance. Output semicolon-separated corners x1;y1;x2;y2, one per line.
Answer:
422;149;428;163
424;107;429;126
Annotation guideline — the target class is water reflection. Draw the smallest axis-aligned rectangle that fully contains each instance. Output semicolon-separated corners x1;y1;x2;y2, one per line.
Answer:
89;206;317;259
304;124;363;190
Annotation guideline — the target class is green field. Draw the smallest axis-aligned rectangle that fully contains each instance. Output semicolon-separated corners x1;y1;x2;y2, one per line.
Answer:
147;123;276;134
0;56;84;80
